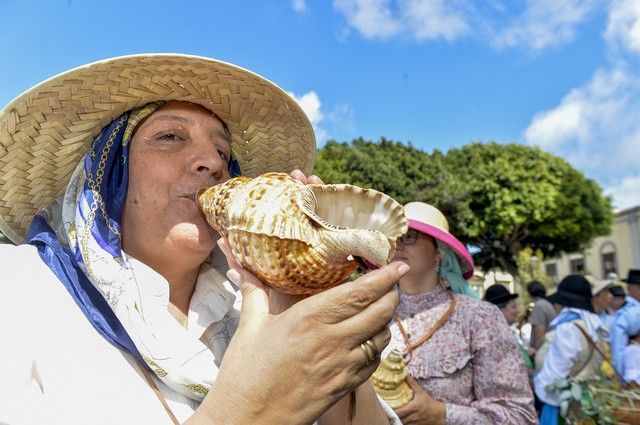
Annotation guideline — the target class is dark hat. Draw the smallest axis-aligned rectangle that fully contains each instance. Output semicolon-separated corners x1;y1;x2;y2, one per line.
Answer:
548;274;594;313
526;280;547;298
609;285;626;298
622;269;640;285
483;284;518;306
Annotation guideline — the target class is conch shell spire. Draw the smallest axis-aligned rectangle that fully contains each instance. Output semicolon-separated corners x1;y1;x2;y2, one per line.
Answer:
197;172;407;294
372;349;414;409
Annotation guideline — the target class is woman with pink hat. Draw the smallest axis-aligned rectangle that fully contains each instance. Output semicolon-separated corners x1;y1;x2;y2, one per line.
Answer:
385;202;537;424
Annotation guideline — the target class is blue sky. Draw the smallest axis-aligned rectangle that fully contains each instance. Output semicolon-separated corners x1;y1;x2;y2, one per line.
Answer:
1;0;639;209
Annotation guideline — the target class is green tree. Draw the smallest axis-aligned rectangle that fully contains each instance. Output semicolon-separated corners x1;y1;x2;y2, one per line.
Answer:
313;138;470;222
515;247;552;310
314;139;613;279
444;142;613;277
515;247;551;288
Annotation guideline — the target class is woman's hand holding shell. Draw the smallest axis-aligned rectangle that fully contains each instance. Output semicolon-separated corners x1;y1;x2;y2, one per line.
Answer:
198;238;407;425
394;376;446;425
289;168;324;185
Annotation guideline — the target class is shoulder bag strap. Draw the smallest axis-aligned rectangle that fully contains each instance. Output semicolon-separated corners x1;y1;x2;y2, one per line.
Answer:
570;323;595;378
572;322;628;387
135;357;181;425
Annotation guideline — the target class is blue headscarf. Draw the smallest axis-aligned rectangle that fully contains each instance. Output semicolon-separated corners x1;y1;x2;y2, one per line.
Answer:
26;103;241;371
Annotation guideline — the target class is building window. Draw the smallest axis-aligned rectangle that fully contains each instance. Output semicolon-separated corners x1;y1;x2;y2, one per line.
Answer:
599;242;617;279
570;257;585;274
545;263;558;283
602;252;616;278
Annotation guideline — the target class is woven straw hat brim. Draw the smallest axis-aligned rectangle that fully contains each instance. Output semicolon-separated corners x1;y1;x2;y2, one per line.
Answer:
0;53;316;244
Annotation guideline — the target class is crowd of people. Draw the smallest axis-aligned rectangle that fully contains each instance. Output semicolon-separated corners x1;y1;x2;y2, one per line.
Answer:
483;272;640;424
0;53;638;425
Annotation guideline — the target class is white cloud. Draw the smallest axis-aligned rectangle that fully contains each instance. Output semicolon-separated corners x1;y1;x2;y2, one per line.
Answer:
493;0;600;51
521;1;640;210
402;0;469;41
288;91;323;126
287;91;359;145
332;0;468;41
332;0;605;51
605;175;640;210
330;0;640;209
524;66;640;209
605;0;640;54
524;101;584;150
333;0;401;40
288;90;328;143
291;0;308;13
524;68;632;151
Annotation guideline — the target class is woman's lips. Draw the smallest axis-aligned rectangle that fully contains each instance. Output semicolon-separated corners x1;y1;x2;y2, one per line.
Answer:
179;193;197;202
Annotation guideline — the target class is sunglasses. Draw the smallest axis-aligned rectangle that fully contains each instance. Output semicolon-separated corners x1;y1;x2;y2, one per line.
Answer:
398;230;420;246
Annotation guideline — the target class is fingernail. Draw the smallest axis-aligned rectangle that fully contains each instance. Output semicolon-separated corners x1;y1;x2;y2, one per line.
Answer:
217;239;229;256
226;269;241;282
398;263;410;276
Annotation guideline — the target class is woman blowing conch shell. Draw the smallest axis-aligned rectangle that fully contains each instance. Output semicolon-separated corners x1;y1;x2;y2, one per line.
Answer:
0;54;404;425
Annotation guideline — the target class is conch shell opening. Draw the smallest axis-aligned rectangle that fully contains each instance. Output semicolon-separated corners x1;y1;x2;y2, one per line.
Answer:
197;172;407;294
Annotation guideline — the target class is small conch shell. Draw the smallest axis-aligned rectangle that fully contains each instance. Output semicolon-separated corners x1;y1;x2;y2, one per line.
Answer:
197;172;407;294
372;349;414;409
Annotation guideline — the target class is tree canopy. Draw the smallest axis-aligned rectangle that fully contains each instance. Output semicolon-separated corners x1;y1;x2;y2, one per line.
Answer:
314;139;613;277
313;138;470;229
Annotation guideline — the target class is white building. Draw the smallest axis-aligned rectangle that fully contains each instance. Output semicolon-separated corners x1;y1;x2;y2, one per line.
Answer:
469;269;516;298
543;204;640;283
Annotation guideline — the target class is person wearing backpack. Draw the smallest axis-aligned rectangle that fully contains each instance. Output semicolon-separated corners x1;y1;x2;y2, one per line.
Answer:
533;274;607;425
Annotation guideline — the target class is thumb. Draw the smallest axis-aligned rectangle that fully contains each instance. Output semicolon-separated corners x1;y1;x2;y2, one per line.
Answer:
228;267;269;325
405;374;425;393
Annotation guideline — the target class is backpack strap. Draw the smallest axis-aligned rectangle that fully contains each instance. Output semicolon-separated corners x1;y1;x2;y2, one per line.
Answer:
572;322;628;387
569;322;595;378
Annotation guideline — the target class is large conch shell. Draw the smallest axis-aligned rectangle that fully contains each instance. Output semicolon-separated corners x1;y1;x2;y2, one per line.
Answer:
372;349;414;409
197;172;407;294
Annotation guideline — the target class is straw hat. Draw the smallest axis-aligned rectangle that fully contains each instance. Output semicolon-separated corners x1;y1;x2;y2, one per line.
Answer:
403;202;474;279
0;53;316;244
587;276;613;296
